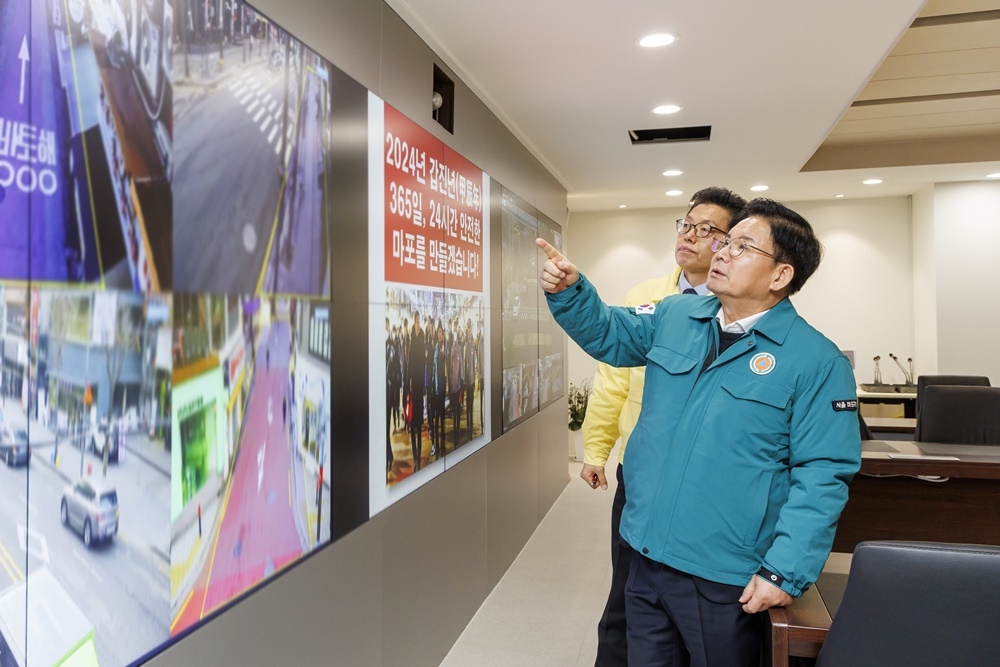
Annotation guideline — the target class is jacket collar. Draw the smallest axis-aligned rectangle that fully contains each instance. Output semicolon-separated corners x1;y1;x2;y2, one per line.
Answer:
690;296;797;345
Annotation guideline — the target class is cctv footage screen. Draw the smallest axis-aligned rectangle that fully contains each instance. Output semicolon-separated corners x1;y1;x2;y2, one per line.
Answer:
0;0;555;664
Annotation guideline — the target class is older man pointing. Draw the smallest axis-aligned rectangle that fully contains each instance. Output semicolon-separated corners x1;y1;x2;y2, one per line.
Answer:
539;198;860;667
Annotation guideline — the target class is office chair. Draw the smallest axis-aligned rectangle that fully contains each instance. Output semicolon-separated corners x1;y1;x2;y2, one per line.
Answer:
915;385;1000;444
915;374;990;419
815;541;1000;667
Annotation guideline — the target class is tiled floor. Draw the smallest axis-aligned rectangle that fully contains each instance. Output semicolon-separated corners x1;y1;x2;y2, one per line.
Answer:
441;460;614;667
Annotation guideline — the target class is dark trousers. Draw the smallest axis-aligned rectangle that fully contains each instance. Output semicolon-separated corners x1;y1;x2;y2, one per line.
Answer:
625;555;762;667
465;384;474;436
450;391;462;447
410;395;424;471
385;388;394;467
595;463;632;667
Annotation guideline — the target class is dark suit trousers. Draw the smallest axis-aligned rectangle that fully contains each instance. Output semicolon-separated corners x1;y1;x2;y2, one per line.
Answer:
595;463;632;666
625;554;762;667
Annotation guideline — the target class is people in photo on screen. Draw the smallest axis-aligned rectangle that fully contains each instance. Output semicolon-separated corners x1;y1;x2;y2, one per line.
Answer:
581;186;747;667
429;319;448;458
539;198;862;667
406;311;428;472
463;318;476;439
448;318;464;451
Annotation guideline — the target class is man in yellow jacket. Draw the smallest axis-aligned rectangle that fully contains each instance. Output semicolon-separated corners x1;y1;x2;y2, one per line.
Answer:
583;186;746;666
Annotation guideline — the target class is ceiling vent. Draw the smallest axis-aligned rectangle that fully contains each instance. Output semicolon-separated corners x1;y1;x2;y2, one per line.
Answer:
628;125;711;145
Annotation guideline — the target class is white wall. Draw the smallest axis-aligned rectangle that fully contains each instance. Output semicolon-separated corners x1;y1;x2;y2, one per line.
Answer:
792;197;914;385
933;181;1000;384
911;186;938;375
565;206;688;387
566;196;915;386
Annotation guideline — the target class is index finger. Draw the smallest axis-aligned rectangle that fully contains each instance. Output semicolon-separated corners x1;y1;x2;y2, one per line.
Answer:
535;238;564;262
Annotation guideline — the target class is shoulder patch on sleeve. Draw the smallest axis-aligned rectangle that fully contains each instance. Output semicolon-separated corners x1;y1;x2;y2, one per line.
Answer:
635;303;656;315
831;399;858;412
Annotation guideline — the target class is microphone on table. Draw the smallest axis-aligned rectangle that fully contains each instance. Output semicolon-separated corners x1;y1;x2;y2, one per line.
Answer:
889;353;913;385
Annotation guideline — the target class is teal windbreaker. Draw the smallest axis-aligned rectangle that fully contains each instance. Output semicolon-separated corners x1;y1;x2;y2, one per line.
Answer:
547;275;861;597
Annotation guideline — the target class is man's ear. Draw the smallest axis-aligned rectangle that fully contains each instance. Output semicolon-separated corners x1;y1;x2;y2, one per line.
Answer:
770;263;794;294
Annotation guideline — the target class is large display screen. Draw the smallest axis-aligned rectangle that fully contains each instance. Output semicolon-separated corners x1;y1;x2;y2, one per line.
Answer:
500;187;541;431
2;0;557;663
0;0;173;290
2;286;172;667
536;215;564;410
367;98;491;516
168;295;330;637
173;3;332;297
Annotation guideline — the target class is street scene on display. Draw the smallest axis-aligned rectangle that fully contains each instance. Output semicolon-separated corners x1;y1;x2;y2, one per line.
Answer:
385;288;486;485
0;0;172;289
0;287;172;667
170;296;330;637
173;1;332;297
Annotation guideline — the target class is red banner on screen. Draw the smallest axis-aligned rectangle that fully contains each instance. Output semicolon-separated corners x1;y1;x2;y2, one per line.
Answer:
384;104;484;292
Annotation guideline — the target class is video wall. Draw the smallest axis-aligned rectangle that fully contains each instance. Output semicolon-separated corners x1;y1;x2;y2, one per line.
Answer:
0;1;559;665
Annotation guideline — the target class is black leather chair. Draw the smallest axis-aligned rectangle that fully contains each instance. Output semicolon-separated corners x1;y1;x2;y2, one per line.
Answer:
816;541;1000;667
915;374;990;419
857;411;873;441
916;385;1000;444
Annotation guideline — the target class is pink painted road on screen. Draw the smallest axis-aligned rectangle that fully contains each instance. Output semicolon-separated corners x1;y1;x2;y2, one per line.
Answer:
174;321;303;633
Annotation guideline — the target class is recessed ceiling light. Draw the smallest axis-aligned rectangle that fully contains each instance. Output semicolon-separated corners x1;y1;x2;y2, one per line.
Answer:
662;169;683;177
652;104;682;115
835;194;845;198
987;173;1000;179
618;204;627;209
638;33;678;48
750;185;769;192
863;178;883;185
666;190;683;196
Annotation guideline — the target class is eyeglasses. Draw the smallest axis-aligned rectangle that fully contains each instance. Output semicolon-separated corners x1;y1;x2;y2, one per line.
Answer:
676;218;726;239
714;236;775;259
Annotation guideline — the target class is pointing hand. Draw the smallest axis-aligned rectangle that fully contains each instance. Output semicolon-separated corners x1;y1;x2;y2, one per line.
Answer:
536;238;579;293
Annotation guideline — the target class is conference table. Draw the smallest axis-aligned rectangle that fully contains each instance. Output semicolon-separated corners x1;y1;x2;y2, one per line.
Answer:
766;440;1000;666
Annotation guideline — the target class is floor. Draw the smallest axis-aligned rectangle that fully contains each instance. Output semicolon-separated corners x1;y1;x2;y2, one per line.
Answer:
441;460;613;667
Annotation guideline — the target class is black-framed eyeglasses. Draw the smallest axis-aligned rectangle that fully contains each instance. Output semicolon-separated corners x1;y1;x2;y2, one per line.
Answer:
715;236;775;259
676;218;726;239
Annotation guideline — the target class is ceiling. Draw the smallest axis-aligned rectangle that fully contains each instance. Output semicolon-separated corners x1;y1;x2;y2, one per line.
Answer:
385;0;1000;213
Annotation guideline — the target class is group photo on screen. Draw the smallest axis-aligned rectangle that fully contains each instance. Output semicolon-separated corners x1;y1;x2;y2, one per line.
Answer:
384;287;485;485
173;1;333;297
169;294;330;638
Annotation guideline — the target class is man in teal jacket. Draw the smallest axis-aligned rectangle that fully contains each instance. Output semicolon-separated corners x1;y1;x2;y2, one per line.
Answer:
538;199;861;667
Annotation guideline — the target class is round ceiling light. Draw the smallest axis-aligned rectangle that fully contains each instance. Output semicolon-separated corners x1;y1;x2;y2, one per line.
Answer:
652;104;682;115
638;33;678;48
